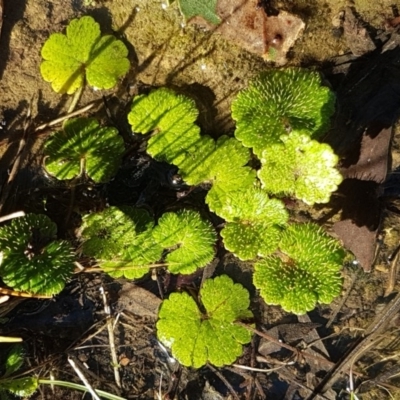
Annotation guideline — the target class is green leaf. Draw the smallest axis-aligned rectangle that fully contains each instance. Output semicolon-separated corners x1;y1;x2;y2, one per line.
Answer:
44;117;124;183
176;0;220;25
40;16;130;94
3;345;23;378
152;210;216;274
0;377;38;397
253;223;345;314
127;89;255;210
218;188;288;260
232;68;335;156
128;88;201;164
0;214;75;296
176;135;256;216
280;223;346;269
180;135;254;187
81;206;163;279
157;275;252;368
258;132;342;205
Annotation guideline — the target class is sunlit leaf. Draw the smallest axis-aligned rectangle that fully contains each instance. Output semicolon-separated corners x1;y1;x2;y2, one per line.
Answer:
218;188;288;260
128;88;201;164
232;68;335;156
0;377;38;397
258;132;342;205
3;345;23;378
253;223;345;314
40;16;129;94
152;210;216;274
157;275;252;368
173;0;220;25
81;206;163;279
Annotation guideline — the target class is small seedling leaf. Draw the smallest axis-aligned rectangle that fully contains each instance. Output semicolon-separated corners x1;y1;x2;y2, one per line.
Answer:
232;68;335;156
157;275;252;367
219;188;288;260
3;345;23;378
40;16;129;94
0;377;38;397
81;206;163;279
152;210;216;274
128;88;201;164
0;214;75;296
258;132;342;205
253;223;344;314
44;117;124;183
175;0;220;25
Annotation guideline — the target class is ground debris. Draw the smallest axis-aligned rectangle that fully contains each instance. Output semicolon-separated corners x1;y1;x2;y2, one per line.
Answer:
342;6;376;56
190;0;305;65
116;282;162;319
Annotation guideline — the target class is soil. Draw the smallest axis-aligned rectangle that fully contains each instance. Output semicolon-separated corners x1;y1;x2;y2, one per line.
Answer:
1;1;400;399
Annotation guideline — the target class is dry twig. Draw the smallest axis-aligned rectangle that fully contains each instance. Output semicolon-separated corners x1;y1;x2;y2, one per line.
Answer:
100;285;122;388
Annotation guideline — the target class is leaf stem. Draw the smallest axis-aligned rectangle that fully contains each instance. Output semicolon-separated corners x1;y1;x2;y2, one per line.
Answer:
68;84;84;114
38;379;127;400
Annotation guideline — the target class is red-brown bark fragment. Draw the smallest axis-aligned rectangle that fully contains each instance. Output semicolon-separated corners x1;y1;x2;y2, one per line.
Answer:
191;0;305;65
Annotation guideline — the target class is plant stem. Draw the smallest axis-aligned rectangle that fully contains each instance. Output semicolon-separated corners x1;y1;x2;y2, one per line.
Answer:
67;85;84;114
38;379;127;400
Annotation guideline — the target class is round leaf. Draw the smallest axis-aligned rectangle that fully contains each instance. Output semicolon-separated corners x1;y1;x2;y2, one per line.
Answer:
152;210;216;274
128;88;201;164
258;132;342;205
157;275;252;368
232;68;335;156
253;223;345;314
44;117;124;183
40;16;129;94
218;188;288;260
0;214;75;295
81;206;163;279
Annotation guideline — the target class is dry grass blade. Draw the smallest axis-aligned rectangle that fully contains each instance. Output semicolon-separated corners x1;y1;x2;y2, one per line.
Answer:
100;285;122;388
307;290;400;399
68;356;101;400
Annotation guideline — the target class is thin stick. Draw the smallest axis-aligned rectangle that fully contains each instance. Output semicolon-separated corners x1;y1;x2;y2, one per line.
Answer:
67;84;84;114
385;243;400;297
68;356;101;400
326;270;358;328
100;286;121;388
232;363;286;373
236;322;337;369
0;335;22;343
34;101;99;132
0;102;32;213
0;211;25;223
0;287;52;299
307;290;400;399
207;364;240;400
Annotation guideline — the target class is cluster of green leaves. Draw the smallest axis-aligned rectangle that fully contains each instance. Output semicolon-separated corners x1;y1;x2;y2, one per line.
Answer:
126;71;346;318
81;206;216;278
128;88;255;218
232;68;341;206
0;214;75;296
40;16;129;94
33;17;347;371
